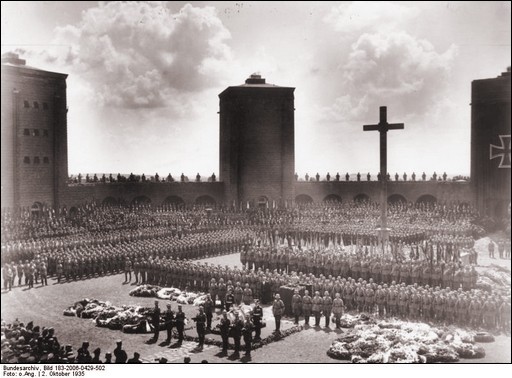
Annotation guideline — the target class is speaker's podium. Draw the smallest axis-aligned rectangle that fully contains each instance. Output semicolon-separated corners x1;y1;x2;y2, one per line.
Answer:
278;284;312;316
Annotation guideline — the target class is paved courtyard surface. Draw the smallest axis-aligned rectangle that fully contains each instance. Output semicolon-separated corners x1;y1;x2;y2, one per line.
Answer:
2;246;510;363
197;252;243;269
474;234;511;270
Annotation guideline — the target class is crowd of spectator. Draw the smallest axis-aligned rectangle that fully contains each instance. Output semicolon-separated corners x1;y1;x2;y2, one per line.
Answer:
1;319;143;363
295;171;464;182
68;172;218;184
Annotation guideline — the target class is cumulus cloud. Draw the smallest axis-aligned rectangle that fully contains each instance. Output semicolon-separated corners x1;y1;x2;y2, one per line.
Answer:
342;31;457;116
324;1;419;33
318;94;370;122
49;2;233;109
320;1;457;123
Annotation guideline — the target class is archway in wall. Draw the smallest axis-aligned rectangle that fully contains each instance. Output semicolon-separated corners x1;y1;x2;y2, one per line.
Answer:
323;194;342;203
388;194;407;204
31;202;43;217
416;194;437;205
354;193;370;203
69;206;78;217
295;194;313;204
195;195;216;206
102;197;118;206
131;196;151;205
257;196;269;209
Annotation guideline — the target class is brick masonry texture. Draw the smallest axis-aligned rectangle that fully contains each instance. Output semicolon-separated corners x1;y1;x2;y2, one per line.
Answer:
4;65;509;213
1;63;67;209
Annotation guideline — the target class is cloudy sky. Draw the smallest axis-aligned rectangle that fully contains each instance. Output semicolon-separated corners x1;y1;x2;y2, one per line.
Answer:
1;1;510;177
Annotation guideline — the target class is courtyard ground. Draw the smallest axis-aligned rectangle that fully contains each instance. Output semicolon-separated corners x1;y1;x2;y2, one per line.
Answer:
1;238;510;364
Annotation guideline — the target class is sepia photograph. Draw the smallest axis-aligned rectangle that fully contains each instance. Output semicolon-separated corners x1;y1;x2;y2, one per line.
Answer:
1;1;511;368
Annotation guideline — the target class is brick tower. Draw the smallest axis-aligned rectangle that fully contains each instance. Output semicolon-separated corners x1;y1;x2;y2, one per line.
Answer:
219;74;295;208
1;53;68;210
471;67;511;220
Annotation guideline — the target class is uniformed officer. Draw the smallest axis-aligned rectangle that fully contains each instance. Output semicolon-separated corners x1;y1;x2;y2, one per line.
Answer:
252;299;264;341
234;282;243;305
375;285;386;317
398;287;409;318
203;294;214;330
364;284;375;313
409;289;420;320
209;278;218;307
124;257;132;282
39;263;48;286
133;259;140;284
483;297;496;329
193;306;207;350
218;278;227;309
323;291;333;328
150;301;161;342
332;293;344;328
302;290;313;326
219;310;231;354
434;291;445;323
175;305;185;346
422;289;433;321
242;283;253;305
488;240;495;259
232;311;244;357
388;285;397;317
164;303;175;344
242;314;254;356
222;287;234;311
342;281;353;311
355;283;365;312
16;261;24;287
291;289;302;325
56;262;63;283
272;294;285;334
27;263;34;289
2;264;12;291
312;291;323;327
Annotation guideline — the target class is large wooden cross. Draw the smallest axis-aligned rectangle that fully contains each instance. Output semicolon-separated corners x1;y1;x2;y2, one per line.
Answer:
363;106;404;246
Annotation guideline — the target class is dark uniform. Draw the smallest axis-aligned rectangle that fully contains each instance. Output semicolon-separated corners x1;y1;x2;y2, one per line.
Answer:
151;302;161;342
203;296;214;330
291;291;302;324
194;308;207;349
232;314;244;356
312;292;323;327
242;316;254;356
252;301;263;340
164;305;175;343
302;291;313;325
225;291;235;312
323;292;333;327
219;312;231;353
175;306;185;346
272;295;285;333
332;294;344;328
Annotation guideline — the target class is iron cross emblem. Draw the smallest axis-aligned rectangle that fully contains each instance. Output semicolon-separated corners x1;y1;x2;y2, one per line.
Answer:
490;135;511;168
